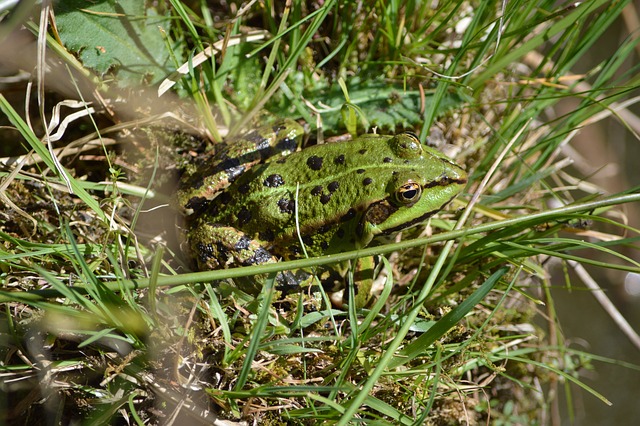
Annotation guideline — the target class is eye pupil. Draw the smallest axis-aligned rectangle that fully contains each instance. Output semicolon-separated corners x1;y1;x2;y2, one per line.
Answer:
395;182;422;206
402;189;417;199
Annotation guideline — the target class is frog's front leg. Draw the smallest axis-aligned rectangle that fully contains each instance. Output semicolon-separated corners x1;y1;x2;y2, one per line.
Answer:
188;222;300;293
326;257;377;308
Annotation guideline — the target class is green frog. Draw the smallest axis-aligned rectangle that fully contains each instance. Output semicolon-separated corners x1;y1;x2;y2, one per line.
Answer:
178;119;467;298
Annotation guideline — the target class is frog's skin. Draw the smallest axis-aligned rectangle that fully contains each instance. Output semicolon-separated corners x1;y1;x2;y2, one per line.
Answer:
181;119;467;292
177;121;305;216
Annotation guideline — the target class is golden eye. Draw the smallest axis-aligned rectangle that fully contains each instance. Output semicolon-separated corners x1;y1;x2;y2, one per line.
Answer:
395;181;422;206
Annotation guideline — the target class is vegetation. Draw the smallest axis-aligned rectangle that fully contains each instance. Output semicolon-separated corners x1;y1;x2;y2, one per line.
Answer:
1;0;639;424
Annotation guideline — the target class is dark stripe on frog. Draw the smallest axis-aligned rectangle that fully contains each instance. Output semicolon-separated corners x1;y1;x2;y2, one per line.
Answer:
244;131;282;157
186;158;246;195
210;158;248;180
241;132;284;160
423;175;467;189
210;130;295;177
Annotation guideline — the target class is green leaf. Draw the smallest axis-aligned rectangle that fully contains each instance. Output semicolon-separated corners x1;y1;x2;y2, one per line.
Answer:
272;77;462;133
54;0;174;87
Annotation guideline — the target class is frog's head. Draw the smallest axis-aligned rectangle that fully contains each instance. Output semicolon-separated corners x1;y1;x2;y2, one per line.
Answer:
356;133;467;247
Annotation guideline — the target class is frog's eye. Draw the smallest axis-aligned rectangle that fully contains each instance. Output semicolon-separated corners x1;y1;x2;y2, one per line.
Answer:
395;181;422;206
391;132;423;159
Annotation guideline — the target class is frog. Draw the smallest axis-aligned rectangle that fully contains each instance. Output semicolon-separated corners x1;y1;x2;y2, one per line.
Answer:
178;118;467;301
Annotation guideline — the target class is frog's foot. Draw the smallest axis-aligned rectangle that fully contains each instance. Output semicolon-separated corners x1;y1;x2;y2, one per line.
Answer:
318;257;377;308
188;223;300;292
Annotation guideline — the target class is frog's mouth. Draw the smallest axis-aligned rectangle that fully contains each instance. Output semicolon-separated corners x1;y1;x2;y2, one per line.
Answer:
377;191;463;237
424;173;468;189
377;206;442;236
